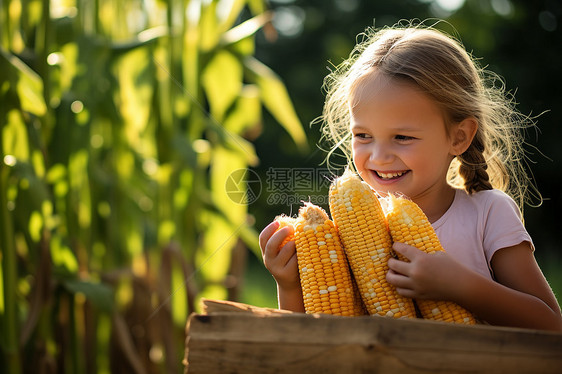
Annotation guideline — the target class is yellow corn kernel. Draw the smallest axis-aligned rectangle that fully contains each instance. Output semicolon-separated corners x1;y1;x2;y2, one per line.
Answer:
329;170;416;319
384;194;477;324
292;202;366;316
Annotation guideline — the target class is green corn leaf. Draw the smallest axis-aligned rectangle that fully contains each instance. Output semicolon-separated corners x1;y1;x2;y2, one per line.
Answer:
202;50;242;122
3;109;30;162
244;56;308;151
218;0;247;32
50;235;79;277
199;1;220;52
0;49;46;116
197;209;236;297
239;224;261;259
104;26;167;53
221;12;272;47
210;146;248;225
247;0;267;15
64;279;114;313
222;84;261;135
113;47;154;156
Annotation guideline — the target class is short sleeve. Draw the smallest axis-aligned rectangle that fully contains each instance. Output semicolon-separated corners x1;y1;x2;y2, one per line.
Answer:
482;190;533;263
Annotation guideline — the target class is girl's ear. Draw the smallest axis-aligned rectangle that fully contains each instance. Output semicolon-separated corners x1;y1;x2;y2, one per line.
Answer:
450;118;478;155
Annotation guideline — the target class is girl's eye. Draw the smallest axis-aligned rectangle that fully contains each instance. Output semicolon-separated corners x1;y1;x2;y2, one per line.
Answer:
354;133;371;139
395;135;415;141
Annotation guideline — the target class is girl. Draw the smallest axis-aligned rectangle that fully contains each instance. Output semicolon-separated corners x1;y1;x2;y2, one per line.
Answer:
259;23;562;331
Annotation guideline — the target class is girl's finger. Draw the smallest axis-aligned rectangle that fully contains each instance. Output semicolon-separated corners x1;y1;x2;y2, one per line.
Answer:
392;241;420;261
387;256;410;275
276;240;297;266
386;268;414;291
284;250;299;273
263;226;294;261
259;221;280;254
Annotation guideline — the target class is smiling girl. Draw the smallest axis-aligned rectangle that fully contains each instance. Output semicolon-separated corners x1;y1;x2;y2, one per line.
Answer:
259;23;562;331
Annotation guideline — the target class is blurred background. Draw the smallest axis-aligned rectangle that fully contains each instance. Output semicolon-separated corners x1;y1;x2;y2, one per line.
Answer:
1;0;560;373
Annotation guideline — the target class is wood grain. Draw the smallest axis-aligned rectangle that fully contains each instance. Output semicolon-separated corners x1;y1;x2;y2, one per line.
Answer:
184;300;562;374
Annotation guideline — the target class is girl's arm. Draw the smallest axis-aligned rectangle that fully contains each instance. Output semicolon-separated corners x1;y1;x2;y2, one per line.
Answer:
387;241;562;332
259;221;305;312
471;242;562;330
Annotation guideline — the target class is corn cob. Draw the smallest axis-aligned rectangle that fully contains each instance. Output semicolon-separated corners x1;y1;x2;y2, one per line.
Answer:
274;215;297;249
276;203;365;316
329;171;416;318
384;194;477;324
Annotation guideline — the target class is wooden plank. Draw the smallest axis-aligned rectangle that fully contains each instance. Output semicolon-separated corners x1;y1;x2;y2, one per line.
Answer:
184;301;562;374
201;298;293;316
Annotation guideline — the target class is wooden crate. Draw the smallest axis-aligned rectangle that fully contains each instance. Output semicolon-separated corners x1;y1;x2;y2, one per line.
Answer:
184;299;562;374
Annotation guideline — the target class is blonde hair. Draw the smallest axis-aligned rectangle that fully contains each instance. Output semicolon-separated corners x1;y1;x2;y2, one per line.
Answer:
318;22;540;211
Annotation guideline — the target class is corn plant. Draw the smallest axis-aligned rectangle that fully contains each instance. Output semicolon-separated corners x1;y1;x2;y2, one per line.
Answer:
0;0;307;372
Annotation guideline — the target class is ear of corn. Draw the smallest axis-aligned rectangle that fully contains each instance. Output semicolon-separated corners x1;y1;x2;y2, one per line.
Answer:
274;215;297;249
329;171;416;319
295;203;366;316
384;194;477;324
275;204;366;316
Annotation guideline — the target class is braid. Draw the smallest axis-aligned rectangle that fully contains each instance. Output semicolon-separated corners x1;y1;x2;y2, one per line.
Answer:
457;134;493;194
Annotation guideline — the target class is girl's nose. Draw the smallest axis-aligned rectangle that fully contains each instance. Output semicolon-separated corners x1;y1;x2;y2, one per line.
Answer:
369;143;393;164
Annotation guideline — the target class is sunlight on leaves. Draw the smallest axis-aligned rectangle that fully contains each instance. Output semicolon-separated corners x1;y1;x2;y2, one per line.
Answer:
171;263;187;327
223;84;261;135
200;1;220;51
247;0;267;15
245;56;308;150
210;146;247;225
114;48;155;157
0;50;46;116
198;210;236;284
68;150;91;228
115;278;133;310
42;200;57;231
183;18;200;99
221;12;271;46
28;211;43;242
31;150;45;179
158;220;176;246
115;149;134;180
217;0;246;31
46;164;67;183
50;235;79;275
202;50;242;121
7;0;24;52
0;0;310;371
3;110;29;162
59;43;79;94
95;313;111;373
126;229;143;258
173;169;193;209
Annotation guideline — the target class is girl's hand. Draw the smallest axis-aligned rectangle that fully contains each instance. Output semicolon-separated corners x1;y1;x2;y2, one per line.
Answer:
259;221;300;291
386;242;470;302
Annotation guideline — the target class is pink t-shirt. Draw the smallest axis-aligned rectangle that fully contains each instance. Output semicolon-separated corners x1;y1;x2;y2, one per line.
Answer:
432;188;533;280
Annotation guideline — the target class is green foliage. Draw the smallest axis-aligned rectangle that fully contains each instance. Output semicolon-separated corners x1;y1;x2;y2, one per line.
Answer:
0;0;306;372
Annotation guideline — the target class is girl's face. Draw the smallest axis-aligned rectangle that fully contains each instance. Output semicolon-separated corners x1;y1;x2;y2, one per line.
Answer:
350;73;457;204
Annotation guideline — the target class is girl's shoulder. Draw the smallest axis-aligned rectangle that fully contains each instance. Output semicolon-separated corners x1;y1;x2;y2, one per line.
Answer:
455;188;522;219
456;188;513;204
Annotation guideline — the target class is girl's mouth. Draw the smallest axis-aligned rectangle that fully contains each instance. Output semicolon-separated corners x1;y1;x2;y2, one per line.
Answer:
374;170;409;181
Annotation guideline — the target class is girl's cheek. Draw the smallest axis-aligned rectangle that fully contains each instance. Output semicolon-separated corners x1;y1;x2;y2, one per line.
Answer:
351;140;363;155
352;145;368;164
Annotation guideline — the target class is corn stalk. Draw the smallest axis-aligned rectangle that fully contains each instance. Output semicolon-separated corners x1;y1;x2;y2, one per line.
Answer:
0;0;306;372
